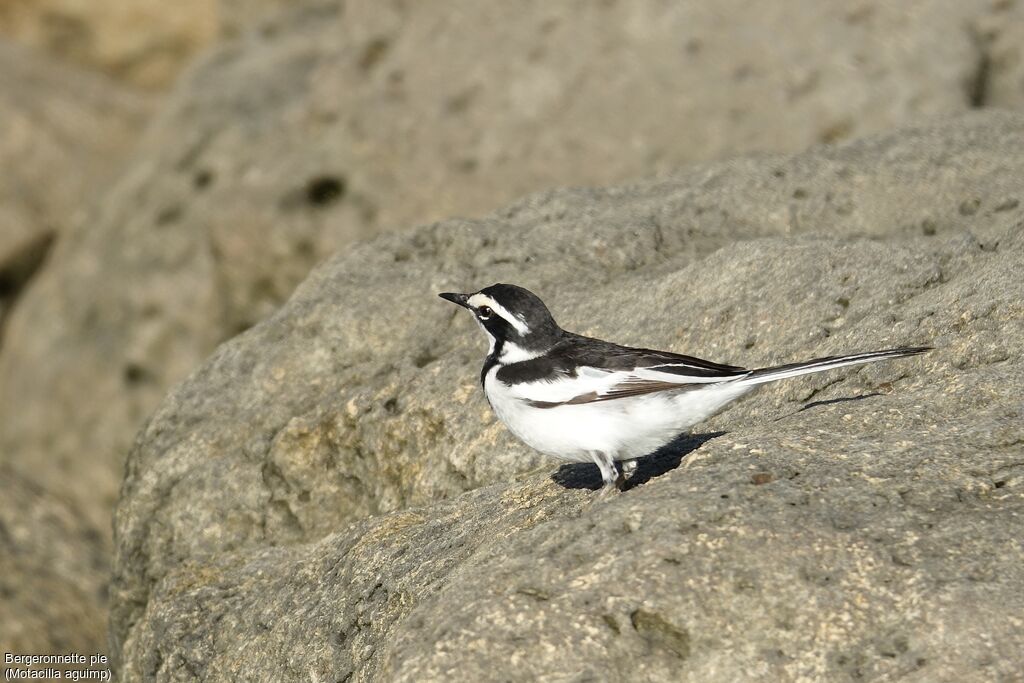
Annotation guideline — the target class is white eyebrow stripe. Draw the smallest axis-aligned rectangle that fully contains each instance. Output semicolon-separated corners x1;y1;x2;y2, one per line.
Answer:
468;293;530;335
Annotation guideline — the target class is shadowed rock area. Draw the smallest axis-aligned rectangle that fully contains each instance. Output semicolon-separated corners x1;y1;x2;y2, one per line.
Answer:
112;113;1024;680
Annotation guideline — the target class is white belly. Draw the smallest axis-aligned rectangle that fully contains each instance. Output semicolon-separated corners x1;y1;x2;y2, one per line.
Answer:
484;367;752;463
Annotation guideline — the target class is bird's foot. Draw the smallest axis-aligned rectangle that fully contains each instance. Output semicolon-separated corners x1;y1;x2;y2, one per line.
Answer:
589;451;626;497
620;459;639;482
595;477;624;499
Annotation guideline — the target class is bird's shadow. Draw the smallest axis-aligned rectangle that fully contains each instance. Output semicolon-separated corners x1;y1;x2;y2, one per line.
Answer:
551;431;726;492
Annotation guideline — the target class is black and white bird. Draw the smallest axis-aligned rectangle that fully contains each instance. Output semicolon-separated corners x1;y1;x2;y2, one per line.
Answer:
440;283;929;494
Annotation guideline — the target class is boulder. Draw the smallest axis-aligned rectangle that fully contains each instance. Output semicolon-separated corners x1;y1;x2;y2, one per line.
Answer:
111;112;1024;679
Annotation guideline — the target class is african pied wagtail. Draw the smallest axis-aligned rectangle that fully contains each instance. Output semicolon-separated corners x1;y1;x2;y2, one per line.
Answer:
440;284;930;494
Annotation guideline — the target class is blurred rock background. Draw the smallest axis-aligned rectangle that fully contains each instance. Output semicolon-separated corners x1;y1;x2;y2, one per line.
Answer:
1;0;1024;671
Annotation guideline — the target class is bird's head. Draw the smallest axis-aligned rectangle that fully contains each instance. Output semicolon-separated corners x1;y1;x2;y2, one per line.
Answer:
439;283;561;361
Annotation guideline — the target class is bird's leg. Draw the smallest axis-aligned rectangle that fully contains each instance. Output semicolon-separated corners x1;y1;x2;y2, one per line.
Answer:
590;451;625;496
620;459;639;482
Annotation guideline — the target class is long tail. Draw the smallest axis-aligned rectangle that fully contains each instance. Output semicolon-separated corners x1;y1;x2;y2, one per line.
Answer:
735;346;931;387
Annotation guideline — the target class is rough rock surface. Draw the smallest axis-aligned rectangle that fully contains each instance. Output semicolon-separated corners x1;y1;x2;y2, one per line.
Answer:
0;41;150;333
112;113;1024;679
0;0;216;87
0;466;109;656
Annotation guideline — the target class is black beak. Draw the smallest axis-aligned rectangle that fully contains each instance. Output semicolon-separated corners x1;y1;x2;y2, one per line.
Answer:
438;292;471;308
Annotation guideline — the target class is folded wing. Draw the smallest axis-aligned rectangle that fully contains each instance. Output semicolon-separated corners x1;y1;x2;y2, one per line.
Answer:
508;346;750;408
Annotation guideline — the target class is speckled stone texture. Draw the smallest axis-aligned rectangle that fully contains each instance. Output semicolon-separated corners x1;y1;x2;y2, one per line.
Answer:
112;113;1024;681
0;466;109;657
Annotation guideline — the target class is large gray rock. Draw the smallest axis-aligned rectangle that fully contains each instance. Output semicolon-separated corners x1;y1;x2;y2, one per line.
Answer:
112;112;1024;679
11;0;1024;553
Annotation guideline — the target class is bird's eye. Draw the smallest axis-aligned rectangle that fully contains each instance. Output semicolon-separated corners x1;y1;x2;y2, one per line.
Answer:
477;306;493;320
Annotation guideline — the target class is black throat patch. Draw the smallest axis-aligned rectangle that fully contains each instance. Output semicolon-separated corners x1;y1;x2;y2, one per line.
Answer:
480;338;504;387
